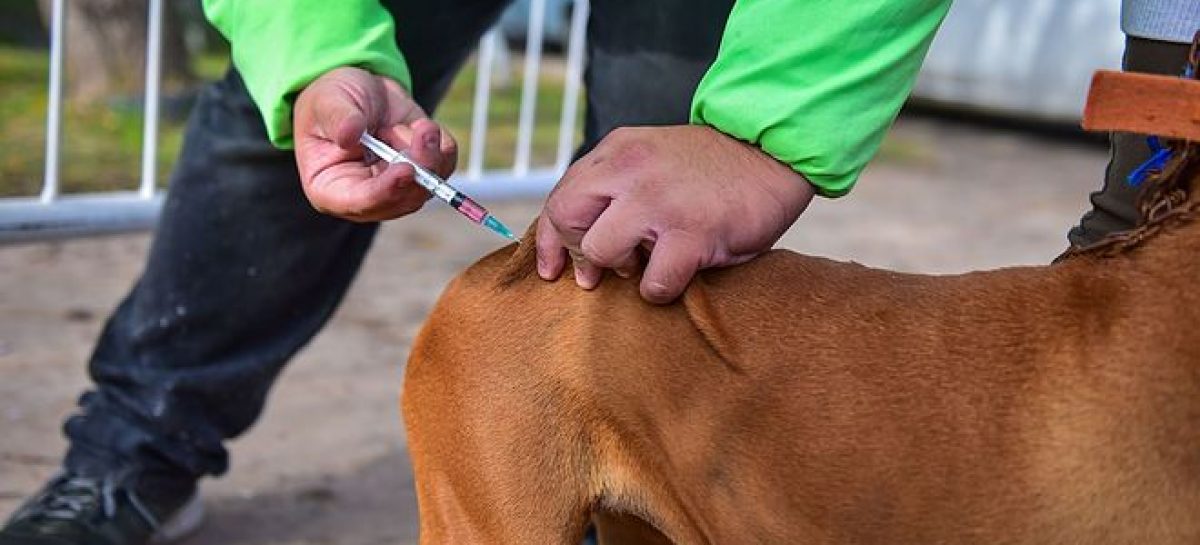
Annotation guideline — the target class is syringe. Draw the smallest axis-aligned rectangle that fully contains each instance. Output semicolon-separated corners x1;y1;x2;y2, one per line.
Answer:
360;132;518;242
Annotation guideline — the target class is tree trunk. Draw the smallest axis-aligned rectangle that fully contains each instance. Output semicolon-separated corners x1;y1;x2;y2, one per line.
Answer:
38;0;195;104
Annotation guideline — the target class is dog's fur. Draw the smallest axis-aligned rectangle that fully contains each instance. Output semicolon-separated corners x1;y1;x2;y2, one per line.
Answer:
403;84;1200;543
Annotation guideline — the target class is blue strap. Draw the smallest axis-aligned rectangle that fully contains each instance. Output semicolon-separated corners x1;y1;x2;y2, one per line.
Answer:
1127;136;1173;187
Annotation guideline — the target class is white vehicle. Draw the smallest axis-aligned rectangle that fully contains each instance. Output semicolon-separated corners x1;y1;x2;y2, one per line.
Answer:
500;0;1125;123
914;0;1124;123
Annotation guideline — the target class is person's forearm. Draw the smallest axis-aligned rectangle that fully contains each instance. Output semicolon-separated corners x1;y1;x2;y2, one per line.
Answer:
690;0;952;197
201;0;411;148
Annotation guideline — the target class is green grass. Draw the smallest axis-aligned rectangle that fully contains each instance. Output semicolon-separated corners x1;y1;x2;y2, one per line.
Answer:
438;60;583;172
0;45;197;197
0;46;580;197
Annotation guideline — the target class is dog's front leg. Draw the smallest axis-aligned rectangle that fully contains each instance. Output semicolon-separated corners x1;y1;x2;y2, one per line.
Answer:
404;395;595;544
403;342;595;544
407;458;592;545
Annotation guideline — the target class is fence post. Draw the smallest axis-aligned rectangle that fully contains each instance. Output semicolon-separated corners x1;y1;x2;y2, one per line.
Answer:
41;0;67;204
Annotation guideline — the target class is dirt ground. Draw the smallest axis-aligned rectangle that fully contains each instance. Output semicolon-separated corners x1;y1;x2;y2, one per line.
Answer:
0;115;1108;544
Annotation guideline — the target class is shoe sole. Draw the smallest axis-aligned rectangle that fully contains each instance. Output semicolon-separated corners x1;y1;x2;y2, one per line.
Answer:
150;493;205;544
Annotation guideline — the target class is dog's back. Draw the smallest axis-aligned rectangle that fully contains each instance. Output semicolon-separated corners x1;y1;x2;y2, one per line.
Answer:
404;233;1200;544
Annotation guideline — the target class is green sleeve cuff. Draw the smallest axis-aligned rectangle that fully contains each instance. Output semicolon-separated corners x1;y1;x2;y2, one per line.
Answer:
201;0;412;149
690;0;951;197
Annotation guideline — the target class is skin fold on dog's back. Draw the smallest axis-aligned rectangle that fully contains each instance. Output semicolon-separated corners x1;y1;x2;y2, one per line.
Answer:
404;225;1200;544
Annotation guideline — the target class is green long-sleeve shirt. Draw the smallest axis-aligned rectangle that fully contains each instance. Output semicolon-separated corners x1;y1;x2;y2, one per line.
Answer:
202;0;951;196
201;0;413;149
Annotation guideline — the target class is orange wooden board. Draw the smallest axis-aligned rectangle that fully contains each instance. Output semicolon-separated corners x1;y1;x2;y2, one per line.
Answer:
1083;70;1200;142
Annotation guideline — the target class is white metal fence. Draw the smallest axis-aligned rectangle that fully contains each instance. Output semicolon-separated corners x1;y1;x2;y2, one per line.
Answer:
0;0;1123;244
0;0;587;243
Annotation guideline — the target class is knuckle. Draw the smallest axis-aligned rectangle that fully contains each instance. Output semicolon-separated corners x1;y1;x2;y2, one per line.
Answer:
343;203;371;220
545;195;571;224
580;237;613;265
535;212;555;235
309;201;331;215
319;200;363;221
303;189;335;216
545;196;589;232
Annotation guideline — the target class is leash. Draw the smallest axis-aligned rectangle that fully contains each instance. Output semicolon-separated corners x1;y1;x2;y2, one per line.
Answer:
1055;31;1200;263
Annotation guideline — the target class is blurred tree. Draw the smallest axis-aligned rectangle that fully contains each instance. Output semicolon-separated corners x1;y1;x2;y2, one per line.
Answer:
37;0;195;103
0;0;47;45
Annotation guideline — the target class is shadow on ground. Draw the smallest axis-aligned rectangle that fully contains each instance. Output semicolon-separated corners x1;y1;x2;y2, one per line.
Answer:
188;450;420;545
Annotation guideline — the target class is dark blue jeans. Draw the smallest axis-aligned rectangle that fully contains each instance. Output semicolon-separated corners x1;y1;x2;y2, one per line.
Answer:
63;0;735;482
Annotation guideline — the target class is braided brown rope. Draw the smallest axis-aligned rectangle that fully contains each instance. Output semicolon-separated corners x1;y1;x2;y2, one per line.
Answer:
1057;143;1200;262
1056;31;1200;263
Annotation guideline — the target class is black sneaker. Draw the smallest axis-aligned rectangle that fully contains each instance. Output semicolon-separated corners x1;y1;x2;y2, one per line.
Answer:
0;472;204;545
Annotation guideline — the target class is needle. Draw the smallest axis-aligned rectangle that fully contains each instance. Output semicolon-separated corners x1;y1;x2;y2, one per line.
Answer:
360;132;518;242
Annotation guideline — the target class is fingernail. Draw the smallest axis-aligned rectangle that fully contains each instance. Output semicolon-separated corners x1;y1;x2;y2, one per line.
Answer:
575;269;596;290
536;256;549;279
614;267;632;279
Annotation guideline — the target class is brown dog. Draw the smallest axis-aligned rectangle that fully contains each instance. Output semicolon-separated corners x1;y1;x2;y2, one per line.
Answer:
402;71;1200;544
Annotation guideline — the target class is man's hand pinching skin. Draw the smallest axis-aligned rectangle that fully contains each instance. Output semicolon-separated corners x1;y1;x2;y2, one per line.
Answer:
536;125;816;304
293;67;458;222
